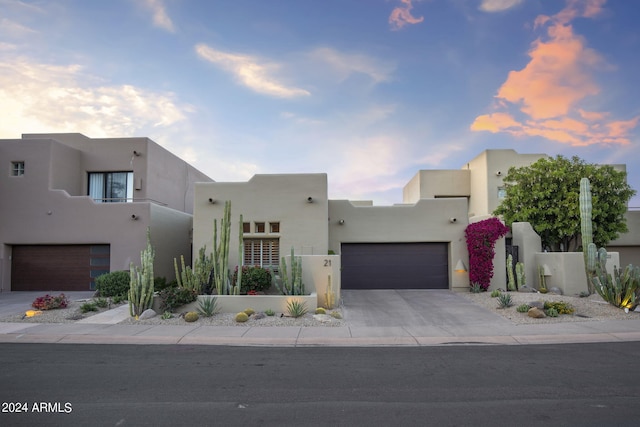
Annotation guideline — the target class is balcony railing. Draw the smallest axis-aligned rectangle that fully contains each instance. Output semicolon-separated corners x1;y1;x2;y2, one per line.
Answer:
91;198;168;206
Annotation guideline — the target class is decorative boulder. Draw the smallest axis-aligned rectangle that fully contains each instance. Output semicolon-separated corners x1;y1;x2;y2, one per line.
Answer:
549;287;563;295
528;301;545;310
139;309;157;320
528;307;546;318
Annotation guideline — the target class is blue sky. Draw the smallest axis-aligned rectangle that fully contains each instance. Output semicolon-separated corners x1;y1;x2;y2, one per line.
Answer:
1;0;639;207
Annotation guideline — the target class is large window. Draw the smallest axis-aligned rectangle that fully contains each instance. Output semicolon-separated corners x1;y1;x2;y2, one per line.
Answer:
243;238;280;271
88;172;134;203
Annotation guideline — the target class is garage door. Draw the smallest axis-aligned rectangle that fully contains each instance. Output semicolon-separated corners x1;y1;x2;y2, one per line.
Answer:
11;245;110;291
341;242;449;289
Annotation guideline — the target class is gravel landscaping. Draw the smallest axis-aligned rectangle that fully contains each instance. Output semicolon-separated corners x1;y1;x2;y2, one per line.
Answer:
460;290;640;324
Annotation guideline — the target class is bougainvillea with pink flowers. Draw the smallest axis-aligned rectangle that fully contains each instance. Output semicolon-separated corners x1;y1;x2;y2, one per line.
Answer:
465;217;509;291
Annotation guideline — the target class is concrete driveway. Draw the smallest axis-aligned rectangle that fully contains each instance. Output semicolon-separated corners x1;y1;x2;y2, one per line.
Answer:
341;289;509;328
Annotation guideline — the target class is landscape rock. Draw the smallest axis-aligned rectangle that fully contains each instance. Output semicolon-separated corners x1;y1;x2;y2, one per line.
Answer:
253;312;266;320
528;307;546;318
549;287;563;295
139;309;157;320
528;301;545;309
312;314;333;323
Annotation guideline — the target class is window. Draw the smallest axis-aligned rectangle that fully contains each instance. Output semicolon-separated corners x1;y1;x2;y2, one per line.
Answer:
497;187;507;199
11;161;24;176
269;222;280;233
255;222;265;233
243;222;251;233
88;172;134;203
244;238;279;270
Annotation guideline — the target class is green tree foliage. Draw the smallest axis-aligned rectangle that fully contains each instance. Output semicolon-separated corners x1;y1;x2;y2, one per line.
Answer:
493;155;635;252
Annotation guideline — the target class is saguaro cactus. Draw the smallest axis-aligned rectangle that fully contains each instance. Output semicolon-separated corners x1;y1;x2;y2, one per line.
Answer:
129;228;155;318
579;177;595;293
212;201;243;295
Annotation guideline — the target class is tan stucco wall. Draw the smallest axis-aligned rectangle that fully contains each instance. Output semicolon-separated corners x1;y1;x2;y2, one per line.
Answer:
328;198;470;291
511;222;542;290
403;170;470;203
193;174;329;269
536;251;620;295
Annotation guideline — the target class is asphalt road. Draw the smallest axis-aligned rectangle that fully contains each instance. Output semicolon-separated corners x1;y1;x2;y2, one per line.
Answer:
1;342;640;426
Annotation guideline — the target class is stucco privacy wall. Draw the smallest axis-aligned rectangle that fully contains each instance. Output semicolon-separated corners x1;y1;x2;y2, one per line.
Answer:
328;198;470;291
608;211;640;267
193;174;329;269
511;222;542;290
535;252;620;295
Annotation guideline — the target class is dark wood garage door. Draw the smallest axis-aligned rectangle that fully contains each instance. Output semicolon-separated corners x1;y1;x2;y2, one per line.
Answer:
341;242;449;289
11;245;110;291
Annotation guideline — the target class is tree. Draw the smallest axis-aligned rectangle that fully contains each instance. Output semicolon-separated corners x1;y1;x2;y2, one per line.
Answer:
493;155;636;252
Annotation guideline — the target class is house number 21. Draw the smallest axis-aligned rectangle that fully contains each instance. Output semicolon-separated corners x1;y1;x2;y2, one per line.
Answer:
324;259;332;267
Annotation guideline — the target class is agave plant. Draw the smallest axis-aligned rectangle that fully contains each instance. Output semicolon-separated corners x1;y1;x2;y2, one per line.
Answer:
197;296;219;317
496;293;513;309
285;299;308;318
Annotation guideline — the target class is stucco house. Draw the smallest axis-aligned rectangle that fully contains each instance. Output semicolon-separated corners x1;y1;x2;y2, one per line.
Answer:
0;133;212;292
2;132;638;295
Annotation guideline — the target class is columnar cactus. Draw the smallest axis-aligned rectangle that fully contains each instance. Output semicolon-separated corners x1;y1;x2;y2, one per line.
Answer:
515;262;525;289
507;254;516;291
590;247;640;310
276;247;305;295
579;177;595;294
324;274;335;309
129;228;155;318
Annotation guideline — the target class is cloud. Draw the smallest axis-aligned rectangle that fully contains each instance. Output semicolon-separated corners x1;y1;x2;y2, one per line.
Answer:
471;0;639;146
479;0;523;12
0;58;189;138
139;0;175;33
195;43;310;98
389;0;424;31
0;18;36;37
308;47;395;84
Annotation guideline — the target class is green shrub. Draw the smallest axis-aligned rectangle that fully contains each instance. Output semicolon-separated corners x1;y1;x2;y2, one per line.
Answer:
197;296;219;317
159;287;198;312
264;309;275;316
286;299;308;318
546;307;559;317
235;312;249;322
80;302;98;313
161;311;173;320
184;311;199;322
111;294;125;305
490;289;501;298
233;266;273;294
94;297;108;308
496;293;513;308
516;304;530;313
543;301;574;315
154;277;178;292
95;271;130;298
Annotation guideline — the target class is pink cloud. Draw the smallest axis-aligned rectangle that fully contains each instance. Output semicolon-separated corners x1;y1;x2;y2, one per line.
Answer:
471;0;639;147
389;0;424;31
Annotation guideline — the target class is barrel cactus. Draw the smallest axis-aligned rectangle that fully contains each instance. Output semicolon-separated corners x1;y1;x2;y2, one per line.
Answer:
184;311;199;322
235;312;249;322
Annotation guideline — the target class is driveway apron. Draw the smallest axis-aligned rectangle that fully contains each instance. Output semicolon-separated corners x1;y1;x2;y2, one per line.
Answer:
341;289;509;328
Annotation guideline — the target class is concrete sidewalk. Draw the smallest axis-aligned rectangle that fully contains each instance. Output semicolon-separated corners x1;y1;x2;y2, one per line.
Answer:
2;290;640;347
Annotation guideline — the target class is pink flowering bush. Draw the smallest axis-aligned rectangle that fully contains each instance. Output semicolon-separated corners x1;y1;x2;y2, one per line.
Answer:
465;218;509;291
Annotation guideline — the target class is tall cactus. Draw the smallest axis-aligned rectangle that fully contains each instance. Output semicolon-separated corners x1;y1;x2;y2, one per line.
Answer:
506;253;516;291
324;274;335;309
174;248;213;294
212;201;243;295
579;177;595;294
515;262;525;289
275;247;305;295
129;228;155;318
590;247;640;310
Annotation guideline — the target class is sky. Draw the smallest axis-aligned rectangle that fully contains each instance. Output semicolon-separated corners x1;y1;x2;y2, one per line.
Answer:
1;0;639;207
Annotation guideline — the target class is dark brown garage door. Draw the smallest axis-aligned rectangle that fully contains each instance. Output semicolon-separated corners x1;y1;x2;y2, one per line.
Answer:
11;245;110;291
341;242;449;289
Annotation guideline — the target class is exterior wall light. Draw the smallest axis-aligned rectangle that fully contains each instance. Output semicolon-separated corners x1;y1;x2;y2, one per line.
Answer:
133;150;141;156
208;198;216;204
449;217;457;223
338;219;345;225
454;259;467;272
131;214;139;220
496;171;502;176
307;197;313;203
